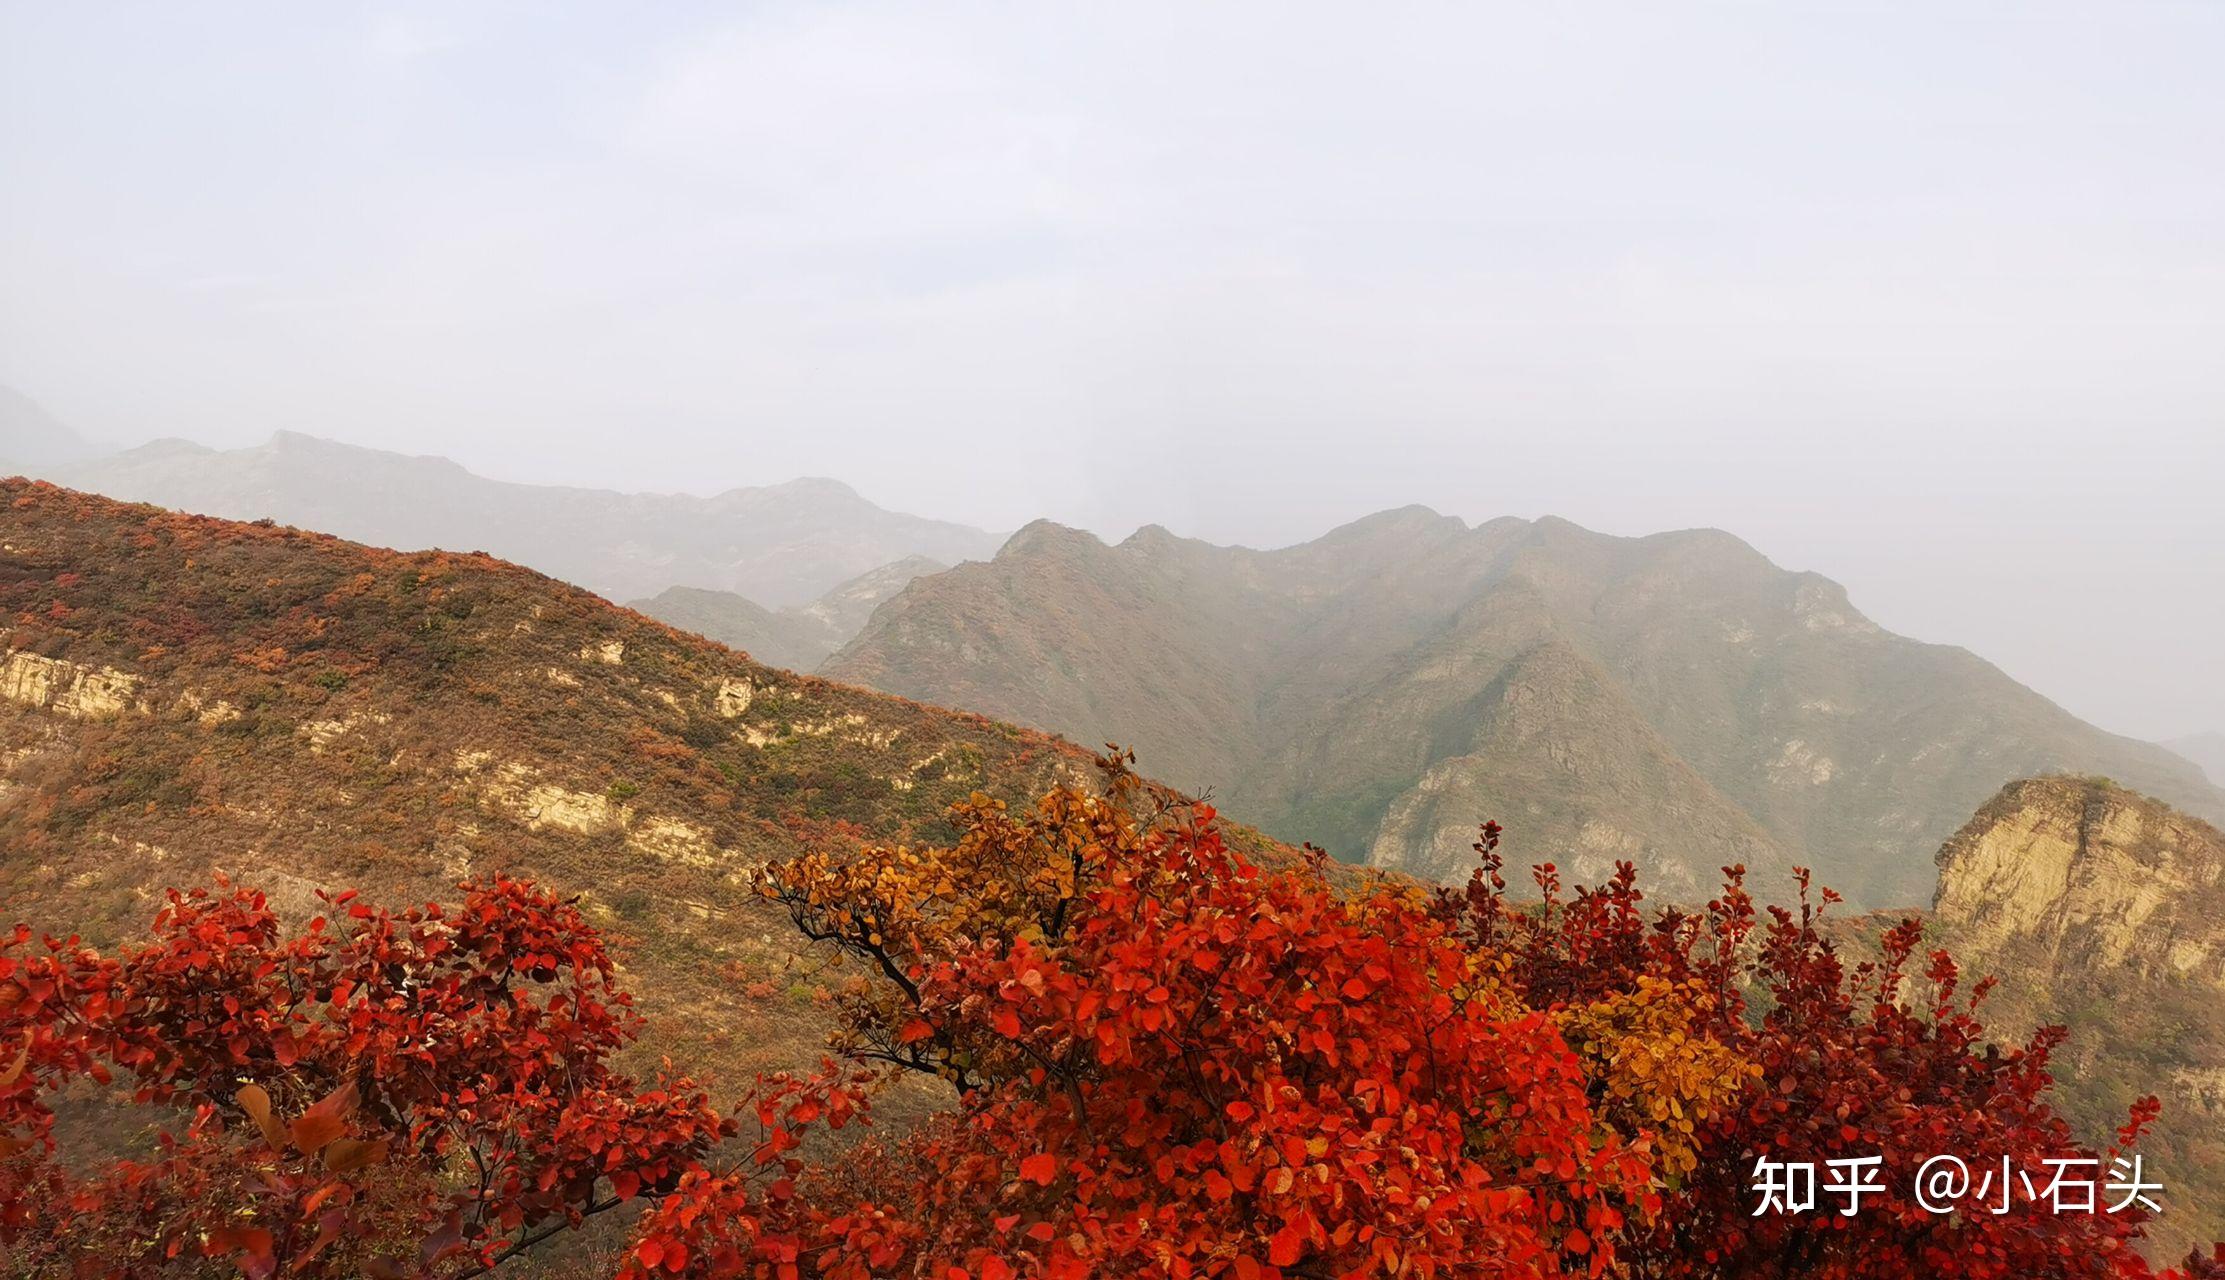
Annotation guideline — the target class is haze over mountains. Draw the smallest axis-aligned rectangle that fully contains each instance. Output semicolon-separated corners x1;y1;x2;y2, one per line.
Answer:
2168;732;2225;787
43;429;1003;607
16;404;2220;911
0;385;96;471
625;556;948;673
827;511;2225;908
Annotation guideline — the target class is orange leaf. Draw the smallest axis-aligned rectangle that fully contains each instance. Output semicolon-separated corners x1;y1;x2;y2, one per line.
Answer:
1019;1152;1058;1186
236;1083;285;1149
322;1137;387;1174
291;1109;347;1156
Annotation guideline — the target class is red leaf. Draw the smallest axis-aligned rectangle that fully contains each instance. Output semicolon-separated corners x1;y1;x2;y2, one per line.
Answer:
1269;1223;1306;1267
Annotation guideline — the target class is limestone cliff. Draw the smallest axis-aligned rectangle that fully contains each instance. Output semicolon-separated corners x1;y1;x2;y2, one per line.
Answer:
1932;777;2225;1252
1934;776;2225;986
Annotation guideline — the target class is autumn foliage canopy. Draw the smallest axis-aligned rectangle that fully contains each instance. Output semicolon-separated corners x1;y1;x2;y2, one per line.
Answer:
4;755;2217;1278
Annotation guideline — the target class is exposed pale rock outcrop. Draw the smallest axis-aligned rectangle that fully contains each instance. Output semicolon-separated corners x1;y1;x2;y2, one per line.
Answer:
448;751;740;870
300;709;391;753
1933;776;2225;985
712;677;756;717
0;649;143;719
174;690;241;726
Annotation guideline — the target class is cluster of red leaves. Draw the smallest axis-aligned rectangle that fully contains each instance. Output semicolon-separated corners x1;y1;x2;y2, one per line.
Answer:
6;757;2219;1279
0;877;731;1277
633;763;1642;1279
1442;826;2194;1280
629;765;2218;1280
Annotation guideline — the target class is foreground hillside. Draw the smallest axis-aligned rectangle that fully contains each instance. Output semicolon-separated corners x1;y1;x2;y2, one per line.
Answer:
1932;777;2225;1254
828;509;2224;907
44;431;1003;606
0;478;1076;1085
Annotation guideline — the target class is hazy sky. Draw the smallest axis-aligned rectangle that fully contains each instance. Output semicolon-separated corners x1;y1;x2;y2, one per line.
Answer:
2;2;2220;741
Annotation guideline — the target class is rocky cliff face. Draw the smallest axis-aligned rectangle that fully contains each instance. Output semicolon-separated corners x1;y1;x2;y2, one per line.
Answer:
1932;777;2225;1254
1935;776;2225;985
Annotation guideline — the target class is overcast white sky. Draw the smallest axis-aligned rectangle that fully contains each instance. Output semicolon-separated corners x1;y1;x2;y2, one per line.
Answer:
2;2;2219;741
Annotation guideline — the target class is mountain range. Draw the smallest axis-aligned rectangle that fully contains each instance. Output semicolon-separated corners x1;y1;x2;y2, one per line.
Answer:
17;402;2218;912
38;429;1003;607
826;509;2225;908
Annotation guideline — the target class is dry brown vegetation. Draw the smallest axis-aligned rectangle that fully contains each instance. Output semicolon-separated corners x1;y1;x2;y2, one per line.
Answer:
0;478;1093;1099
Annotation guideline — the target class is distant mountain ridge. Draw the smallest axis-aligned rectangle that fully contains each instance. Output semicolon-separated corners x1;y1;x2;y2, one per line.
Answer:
2167;732;2225;786
43;430;1004;607
626;555;948;672
827;508;2225;907
0;384;96;469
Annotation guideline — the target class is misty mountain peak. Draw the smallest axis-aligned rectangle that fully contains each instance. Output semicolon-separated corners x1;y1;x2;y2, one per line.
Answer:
111;437;217;460
1322;504;1464;540
714;475;869;506
997;519;1107;560
779;475;864;499
0;384;97;470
